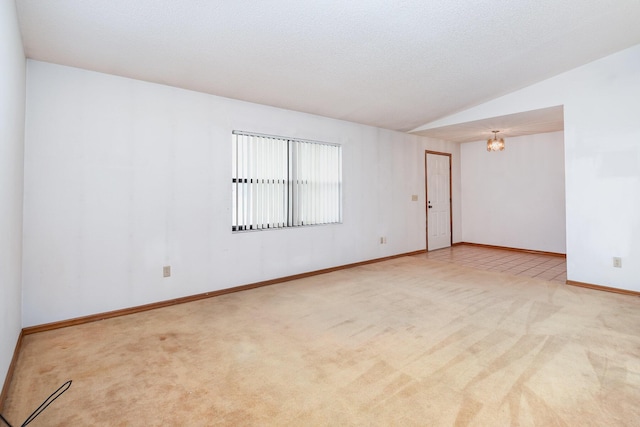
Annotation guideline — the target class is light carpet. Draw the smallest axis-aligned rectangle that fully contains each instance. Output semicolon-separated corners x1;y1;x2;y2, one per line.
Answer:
4;257;640;426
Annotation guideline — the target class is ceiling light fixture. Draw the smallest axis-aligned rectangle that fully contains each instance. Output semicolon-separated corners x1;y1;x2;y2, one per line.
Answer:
487;130;505;152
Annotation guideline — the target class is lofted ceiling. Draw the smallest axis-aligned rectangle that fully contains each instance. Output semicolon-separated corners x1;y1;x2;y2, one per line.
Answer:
15;1;640;139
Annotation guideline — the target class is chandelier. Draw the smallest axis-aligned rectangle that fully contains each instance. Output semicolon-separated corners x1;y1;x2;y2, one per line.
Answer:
487;130;505;152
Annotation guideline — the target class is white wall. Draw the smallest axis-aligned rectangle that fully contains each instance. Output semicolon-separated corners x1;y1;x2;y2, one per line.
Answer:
0;0;25;388
461;132;566;253
422;43;640;292
22;61;460;327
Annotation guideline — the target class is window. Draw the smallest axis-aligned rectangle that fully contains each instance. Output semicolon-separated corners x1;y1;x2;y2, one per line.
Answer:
232;131;342;231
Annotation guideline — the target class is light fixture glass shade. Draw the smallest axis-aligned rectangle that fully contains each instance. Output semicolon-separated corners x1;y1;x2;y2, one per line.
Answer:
487;132;505;151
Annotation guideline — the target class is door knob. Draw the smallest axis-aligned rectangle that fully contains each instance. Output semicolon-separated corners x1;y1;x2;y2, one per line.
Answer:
428;205;433;209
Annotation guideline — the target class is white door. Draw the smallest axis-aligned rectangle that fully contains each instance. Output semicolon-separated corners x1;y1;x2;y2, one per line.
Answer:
426;152;451;250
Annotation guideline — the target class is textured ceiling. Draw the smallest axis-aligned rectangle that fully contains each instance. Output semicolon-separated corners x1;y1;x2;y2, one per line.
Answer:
15;1;640;135
413;106;564;143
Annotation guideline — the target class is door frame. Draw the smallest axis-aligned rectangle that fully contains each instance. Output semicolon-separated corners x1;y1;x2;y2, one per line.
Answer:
425;150;453;251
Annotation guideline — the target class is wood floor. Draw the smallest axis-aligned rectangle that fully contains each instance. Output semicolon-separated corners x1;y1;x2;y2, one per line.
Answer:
4;250;639;426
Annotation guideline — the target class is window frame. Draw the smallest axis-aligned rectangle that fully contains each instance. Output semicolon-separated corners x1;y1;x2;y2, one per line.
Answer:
232;130;342;232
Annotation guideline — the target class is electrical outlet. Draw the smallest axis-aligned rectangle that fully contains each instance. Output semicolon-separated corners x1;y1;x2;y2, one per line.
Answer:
163;265;171;277
411;195;418;201
380;237;387;244
613;257;622;268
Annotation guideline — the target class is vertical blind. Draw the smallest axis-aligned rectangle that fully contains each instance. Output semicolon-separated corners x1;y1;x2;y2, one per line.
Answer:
232;131;342;231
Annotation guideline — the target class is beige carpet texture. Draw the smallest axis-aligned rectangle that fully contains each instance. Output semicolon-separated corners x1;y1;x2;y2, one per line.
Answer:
4;256;640;426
